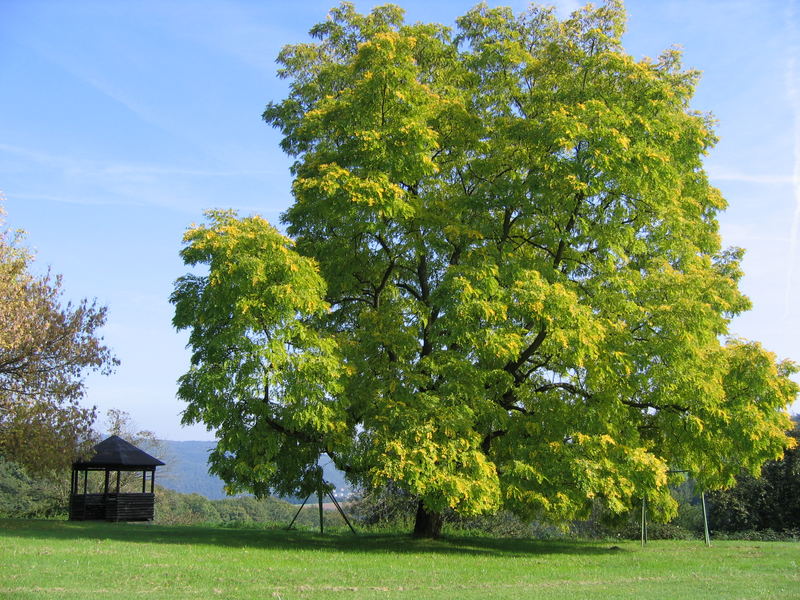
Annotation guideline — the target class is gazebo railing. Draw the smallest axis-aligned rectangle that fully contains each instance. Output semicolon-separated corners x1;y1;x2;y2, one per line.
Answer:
69;466;159;522
69;492;156;522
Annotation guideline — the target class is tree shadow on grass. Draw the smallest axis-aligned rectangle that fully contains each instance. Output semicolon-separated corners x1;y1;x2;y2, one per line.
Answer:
0;518;628;557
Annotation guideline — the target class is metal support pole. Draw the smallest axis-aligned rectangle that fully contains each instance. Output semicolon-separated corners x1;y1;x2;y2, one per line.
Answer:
82;470;89;519
286;494;310;530
701;492;711;547
318;488;324;535
641;497;648;547
327;491;357;535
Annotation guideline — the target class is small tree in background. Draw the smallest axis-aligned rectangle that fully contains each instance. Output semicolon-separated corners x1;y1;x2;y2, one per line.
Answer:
173;2;798;538
0;201;117;476
91;409;172;493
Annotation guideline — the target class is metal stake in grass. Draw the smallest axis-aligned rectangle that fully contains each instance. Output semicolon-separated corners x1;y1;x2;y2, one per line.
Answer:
701;492;711;547
286;494;310;531
318;486;324;535
285;465;357;535
641;496;648;547
667;468;712;547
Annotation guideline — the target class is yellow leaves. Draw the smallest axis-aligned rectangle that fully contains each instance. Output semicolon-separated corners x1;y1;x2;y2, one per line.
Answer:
565;173;589;193
443;223;483;241
612;128;630;150
642;147;670;164
686;415;704;434
369;414;501;514
478;301;498;320
296;164;415;219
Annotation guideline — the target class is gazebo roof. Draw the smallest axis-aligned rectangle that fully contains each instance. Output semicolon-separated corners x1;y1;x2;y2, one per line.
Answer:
73;435;165;469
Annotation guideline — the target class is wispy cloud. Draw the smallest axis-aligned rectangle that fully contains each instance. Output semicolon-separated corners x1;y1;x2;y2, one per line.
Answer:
0;143;274;179
708;169;799;185
79;73;164;132
23;36;173;136
151;2;282;75
0;142;286;213
785;0;800;317
4;191;126;208
720;222;790;244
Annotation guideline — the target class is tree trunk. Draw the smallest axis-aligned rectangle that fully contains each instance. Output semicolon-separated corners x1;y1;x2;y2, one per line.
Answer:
413;500;443;538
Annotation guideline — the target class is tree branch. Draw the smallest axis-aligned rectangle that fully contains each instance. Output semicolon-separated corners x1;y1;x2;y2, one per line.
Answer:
481;429;507;453
505;325;548;382
533;382;592;399
621;399;689;414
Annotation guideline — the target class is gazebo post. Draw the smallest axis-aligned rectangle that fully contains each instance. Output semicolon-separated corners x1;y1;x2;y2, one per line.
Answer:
104;469;110;495
115;471;121;494
83;470;88;494
141;470;147;493
150;468;155;493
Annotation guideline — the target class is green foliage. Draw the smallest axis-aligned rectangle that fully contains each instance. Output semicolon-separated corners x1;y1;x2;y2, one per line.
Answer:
153;486;342;530
349;482;418;528
173;2;798;537
350;477;706;540
172;210;344;499
154;487;222;525
710;529;800;542
0;456;68;519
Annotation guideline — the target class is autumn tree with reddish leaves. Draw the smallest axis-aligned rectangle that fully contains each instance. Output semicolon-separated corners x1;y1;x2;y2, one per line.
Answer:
0;203;117;475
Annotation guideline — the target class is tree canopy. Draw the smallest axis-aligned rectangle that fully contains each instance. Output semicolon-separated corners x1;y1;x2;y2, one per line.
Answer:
0;203;117;475
172;1;798;537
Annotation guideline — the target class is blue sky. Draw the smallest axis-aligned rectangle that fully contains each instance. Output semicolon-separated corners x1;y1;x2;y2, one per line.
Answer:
1;0;798;440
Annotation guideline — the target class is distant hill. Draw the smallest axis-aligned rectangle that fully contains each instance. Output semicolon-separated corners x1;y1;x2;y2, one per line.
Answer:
156;441;225;499
155;440;353;502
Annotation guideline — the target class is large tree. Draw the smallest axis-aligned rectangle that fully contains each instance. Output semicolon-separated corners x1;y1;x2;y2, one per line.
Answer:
0;203;117;475
172;2;798;537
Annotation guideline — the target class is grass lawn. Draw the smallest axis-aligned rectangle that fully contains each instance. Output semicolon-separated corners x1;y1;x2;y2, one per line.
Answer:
1;519;797;599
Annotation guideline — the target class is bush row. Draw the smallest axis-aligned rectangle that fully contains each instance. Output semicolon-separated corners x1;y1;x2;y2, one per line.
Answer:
2;453;797;540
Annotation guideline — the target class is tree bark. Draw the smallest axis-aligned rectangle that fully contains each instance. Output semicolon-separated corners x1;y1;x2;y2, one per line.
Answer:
413;500;444;538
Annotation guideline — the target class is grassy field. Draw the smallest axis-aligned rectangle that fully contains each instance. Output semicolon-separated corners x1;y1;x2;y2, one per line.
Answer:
1;519;797;599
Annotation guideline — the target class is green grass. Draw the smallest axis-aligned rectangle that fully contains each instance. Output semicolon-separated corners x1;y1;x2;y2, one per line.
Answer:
1;519;797;599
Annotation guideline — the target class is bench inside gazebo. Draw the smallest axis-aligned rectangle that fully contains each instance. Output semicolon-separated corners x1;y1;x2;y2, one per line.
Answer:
69;435;165;522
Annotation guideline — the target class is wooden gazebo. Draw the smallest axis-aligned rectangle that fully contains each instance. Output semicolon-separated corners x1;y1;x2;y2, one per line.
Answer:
69;435;165;522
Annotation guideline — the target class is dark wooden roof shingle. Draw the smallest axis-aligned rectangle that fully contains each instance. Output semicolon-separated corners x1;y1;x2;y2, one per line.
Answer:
73;435;165;468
